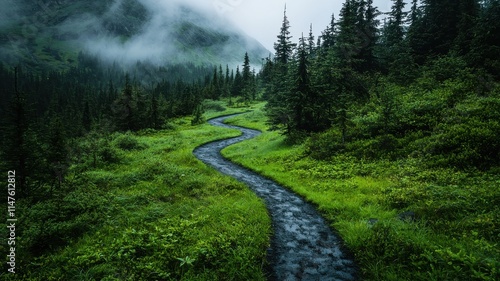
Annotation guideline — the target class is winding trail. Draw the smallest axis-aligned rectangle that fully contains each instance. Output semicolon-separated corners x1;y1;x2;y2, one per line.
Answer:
193;114;358;281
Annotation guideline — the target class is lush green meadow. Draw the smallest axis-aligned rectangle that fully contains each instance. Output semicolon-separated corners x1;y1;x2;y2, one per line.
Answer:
223;106;500;281
1;103;271;280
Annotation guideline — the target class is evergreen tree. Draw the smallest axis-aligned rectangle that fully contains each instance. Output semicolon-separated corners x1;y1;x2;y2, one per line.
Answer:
454;0;480;56
386;0;407;48
82;99;91;132
469;0;500;76
411;0;462;62
2;73;29;195
211;67;220;100
290;35;313;131
112;74;137;131
46;115;68;191
1;68;43;197
241;52;254;101
231;66;243;97
336;0;362;67
218;65;224;88
150;93;160;129
321;13;337;48
358;0;380;71
274;6;296;65
308;24;316;56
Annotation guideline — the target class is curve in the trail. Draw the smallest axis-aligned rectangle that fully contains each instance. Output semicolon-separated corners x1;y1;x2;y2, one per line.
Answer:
193;114;358;281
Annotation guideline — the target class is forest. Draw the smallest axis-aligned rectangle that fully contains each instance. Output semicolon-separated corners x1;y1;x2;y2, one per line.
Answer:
0;0;499;280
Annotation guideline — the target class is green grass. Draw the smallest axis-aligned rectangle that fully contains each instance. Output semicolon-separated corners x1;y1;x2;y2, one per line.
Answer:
222;106;500;281
2;104;271;281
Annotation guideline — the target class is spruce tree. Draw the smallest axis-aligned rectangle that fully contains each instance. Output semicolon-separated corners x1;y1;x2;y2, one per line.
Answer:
336;0;361;67
469;0;500;76
290;35;313;132
82;99;91;132
454;0;480;56
321;13;337;48
112;74;137;131
274;6;296;66
308;24;316;56
359;0;380;71
386;0;407;48
412;0;462;62
46;115;68;191
286;36;312;131
231;66;243;97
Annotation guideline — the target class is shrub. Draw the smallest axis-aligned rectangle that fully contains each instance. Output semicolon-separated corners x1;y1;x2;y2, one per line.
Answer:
425;119;500;169
191;104;205;125
112;133;145;151
306;129;345;160
202;100;226;112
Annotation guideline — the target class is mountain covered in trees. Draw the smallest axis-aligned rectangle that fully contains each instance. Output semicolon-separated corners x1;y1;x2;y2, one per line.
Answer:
0;0;269;72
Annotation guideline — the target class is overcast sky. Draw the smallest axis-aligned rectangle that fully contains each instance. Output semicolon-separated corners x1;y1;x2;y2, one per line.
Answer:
212;0;394;51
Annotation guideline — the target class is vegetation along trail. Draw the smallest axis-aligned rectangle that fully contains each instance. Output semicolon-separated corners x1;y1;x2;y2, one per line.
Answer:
194;114;358;281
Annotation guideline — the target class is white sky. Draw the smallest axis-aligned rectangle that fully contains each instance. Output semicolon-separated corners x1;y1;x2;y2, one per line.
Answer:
214;0;394;51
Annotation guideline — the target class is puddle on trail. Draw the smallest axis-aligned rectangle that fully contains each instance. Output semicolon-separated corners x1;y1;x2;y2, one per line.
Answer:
193;114;358;281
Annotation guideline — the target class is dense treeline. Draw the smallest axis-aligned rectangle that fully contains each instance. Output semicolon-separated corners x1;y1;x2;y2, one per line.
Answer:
0;50;259;263
262;0;500;170
0;51;259;196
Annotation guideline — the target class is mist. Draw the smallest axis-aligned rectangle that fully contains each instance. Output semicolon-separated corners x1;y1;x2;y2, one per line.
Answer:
63;0;268;68
0;0;21;28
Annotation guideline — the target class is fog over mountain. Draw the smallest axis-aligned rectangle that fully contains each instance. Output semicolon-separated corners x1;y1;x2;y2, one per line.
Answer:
0;0;270;71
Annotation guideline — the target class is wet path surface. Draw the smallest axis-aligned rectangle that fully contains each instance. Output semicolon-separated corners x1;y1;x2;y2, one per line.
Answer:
193;114;358;281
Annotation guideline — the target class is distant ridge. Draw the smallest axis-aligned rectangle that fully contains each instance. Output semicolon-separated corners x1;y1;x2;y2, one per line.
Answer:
0;0;270;72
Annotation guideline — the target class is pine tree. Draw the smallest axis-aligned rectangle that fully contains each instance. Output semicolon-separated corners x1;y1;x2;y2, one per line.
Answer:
321;13;337;48
82;99;91;132
286;36;311;131
112;74;137;131
290;34;313;131
211;67;220;100
308;24;316;56
469;0;500;76
386;0;407;48
359;0;380;71
46;115;68;191
454;0;480;55
1;68;43;197
231;66;243;97
412;0;462;62
150;93;160;129
336;0;362;67
274;6;296;65
241;52;254;101
2;69;29;195
191;104;205;125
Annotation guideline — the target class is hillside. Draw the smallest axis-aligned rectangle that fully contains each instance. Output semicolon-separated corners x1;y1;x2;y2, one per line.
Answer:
0;0;270;72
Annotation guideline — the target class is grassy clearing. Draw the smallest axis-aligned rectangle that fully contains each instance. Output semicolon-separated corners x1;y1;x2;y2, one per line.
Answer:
222;107;500;281
3;102;271;280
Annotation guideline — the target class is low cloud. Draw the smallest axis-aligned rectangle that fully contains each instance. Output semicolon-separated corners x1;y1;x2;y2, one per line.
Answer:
67;0;266;67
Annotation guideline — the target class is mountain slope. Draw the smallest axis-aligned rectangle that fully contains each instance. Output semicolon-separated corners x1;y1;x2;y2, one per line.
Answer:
0;0;270;72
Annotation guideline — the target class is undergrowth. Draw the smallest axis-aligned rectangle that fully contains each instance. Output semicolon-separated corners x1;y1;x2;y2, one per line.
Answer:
0;102;271;281
223;107;500;281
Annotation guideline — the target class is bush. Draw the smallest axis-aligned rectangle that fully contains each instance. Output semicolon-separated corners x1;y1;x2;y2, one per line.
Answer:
19;182;109;256
112;132;145;151
306;129;345;160
202;100;226;112
425;119;500;169
191;104;205;125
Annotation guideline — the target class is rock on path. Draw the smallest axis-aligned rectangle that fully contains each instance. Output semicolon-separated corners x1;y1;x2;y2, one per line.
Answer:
193;114;358;281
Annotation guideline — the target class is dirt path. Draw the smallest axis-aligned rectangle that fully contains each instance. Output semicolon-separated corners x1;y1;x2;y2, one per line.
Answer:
193;114;358;281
